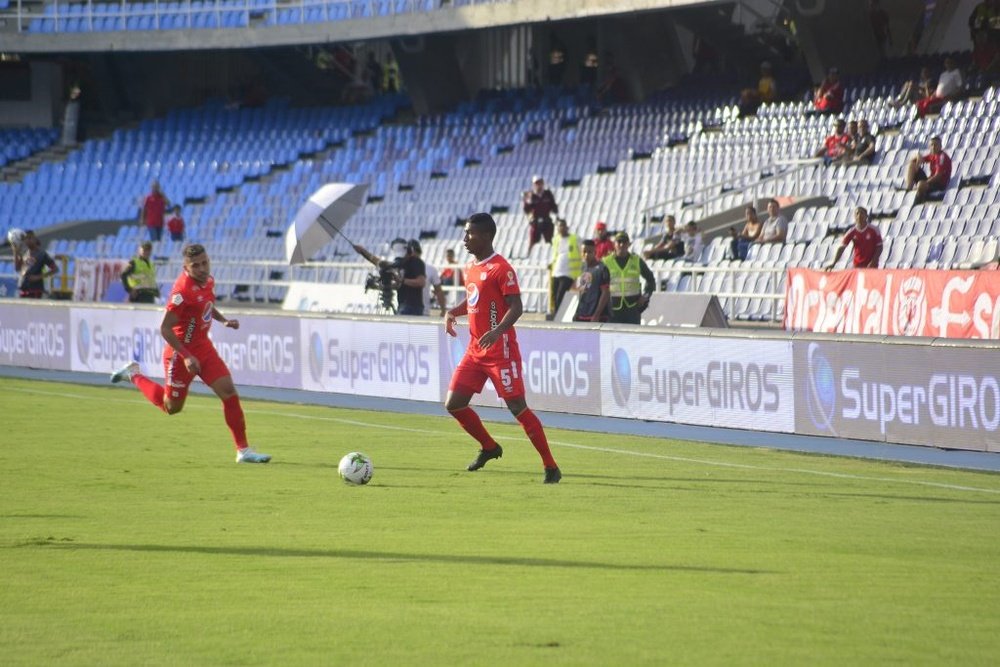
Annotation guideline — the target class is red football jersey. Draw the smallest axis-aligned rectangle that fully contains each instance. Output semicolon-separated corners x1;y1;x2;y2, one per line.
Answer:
843;224;883;268
464;253;520;362
166;271;217;348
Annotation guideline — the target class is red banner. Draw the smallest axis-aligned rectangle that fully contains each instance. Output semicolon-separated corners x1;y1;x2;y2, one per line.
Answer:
784;268;1000;339
73;259;128;302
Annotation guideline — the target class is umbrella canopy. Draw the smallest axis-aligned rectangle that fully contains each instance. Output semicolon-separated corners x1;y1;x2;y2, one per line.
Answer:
285;183;369;265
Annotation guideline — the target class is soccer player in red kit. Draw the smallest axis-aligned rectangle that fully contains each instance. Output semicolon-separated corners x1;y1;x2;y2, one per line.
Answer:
110;244;271;463
444;213;561;483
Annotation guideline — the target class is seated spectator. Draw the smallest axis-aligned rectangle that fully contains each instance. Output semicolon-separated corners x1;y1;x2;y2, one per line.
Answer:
642;215;684;261
759;199;788;244
814;118;851;165
906;135;953;204
826;207;883;270
916;56;963;118
681;221;704;263
738;61;777;118
593;221;614;259
812;68;844;115
734;205;763;260
166;205;185;242
889;67;933;108
849;119;877;165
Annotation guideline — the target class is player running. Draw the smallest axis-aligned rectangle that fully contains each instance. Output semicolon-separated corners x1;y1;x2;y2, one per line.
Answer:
110;243;271;464
444;213;561;484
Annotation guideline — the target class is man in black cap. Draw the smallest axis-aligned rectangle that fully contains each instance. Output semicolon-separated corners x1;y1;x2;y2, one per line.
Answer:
354;238;426;315
601;231;655;325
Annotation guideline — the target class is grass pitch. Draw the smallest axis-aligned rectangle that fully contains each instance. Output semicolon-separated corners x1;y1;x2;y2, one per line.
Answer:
2;376;999;666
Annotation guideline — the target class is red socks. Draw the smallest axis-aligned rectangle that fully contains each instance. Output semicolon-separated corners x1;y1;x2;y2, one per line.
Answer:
516;408;558;469
222;395;249;449
450;406;499;451
132;374;165;410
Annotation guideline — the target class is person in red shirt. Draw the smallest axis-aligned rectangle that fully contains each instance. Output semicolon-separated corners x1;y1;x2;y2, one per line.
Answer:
813;118;851;165
444;213;561;484
593;221;614;259
141;180;169;242
110;243;271;464
906;135;953;204
522;175;558;254
826;207;883;269
166;205;185;242
813;68;844;114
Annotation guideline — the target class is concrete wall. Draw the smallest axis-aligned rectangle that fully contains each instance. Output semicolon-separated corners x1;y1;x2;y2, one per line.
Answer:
0;61;63;128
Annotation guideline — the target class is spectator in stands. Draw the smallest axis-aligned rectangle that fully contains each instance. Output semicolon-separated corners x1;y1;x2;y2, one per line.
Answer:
812;67;844;115
906;135;953;204
61;85;82;147
522;175;558;254
759;199;788;244
549;219;581;316
734;205;763;260
593;221;614;259
916;56;963;117
602;232;655;325
580;42;599;85
643;215;684;261
889;66;933;108
548;35;567;86
869;0;892;61
969;1;1000;75
849;119;877;165
573;239;611;322
813;118;851;165
597;52;628;105
681;221;705;262
692;35;719;74
166;205;185;242
410;240;446;317
120;241;160;304
140;180;169;243
738;61;777;117
11;230;58;299
826;207;883;270
382;54;400;93
353;238;426;315
439;248;464;308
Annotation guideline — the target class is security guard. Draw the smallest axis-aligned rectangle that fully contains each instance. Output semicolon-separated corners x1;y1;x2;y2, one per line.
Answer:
602;231;655;325
120;241;160;304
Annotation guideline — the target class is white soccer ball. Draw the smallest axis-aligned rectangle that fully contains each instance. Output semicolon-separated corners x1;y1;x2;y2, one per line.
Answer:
338;452;373;485
6;228;26;248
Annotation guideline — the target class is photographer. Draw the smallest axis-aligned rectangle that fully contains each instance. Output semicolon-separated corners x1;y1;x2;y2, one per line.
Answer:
353;238;426;315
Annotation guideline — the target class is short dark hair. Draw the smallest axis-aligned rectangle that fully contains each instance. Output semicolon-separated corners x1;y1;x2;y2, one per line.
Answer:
581;239;596;248
183;243;206;259
467;212;497;239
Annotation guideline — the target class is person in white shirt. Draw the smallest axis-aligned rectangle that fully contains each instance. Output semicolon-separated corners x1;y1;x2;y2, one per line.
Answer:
681;222;704;262
917;56;963;117
409;240;446;316
548;218;581;315
759;199;788;244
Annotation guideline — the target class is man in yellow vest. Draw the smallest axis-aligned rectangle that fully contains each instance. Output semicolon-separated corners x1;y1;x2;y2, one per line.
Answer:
602;231;655;325
549;218;581;317
120;241;160;304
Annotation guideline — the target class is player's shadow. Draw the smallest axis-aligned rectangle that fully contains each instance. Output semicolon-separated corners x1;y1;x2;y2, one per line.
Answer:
41;542;775;575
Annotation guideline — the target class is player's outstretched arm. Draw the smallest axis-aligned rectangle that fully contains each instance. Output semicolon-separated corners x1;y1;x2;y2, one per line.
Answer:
212;306;239;329
445;299;468;337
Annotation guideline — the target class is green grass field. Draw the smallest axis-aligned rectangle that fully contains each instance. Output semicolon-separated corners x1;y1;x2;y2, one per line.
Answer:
2;376;999;665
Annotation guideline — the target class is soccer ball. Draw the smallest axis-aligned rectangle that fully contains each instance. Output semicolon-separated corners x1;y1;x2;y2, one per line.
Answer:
6;228;26;248
338;452;373;485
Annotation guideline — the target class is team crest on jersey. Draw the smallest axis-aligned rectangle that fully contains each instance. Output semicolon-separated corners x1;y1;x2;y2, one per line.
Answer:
467;282;480;306
171;293;184;306
480;272;487;280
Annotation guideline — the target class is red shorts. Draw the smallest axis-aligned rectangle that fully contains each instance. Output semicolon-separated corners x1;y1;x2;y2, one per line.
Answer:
162;344;230;401
449;353;525;399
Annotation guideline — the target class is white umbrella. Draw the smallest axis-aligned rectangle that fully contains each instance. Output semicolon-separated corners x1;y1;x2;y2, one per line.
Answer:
285;182;369;265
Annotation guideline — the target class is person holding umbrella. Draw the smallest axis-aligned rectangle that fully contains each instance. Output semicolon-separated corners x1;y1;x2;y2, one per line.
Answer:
353;238;427;315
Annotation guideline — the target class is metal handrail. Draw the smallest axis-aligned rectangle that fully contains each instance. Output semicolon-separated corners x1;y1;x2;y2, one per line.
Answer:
640;158;822;235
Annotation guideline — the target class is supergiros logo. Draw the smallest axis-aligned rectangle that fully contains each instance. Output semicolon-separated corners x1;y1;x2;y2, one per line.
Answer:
76;318;91;363
805;342;838;435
